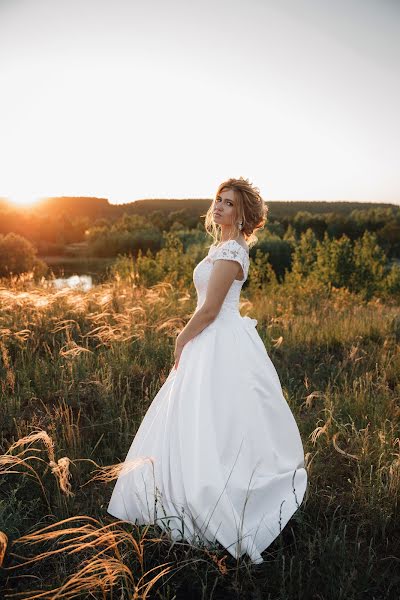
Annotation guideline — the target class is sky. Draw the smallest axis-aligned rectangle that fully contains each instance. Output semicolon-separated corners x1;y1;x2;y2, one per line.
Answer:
0;0;399;206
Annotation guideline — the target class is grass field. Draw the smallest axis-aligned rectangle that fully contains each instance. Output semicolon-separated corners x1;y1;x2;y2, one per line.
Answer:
0;272;399;599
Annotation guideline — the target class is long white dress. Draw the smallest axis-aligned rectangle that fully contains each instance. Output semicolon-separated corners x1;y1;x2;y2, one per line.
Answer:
107;239;307;564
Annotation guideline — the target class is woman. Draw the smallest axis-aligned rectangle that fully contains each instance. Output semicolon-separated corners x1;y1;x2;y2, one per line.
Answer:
107;177;307;565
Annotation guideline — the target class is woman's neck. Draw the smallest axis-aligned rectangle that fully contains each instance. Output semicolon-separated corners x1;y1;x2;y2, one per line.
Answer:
219;233;245;243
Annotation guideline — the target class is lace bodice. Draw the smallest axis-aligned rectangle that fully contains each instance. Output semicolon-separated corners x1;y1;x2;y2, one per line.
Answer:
193;239;250;316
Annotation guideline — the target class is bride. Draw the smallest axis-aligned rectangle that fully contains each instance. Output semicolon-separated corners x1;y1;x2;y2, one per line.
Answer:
107;177;308;565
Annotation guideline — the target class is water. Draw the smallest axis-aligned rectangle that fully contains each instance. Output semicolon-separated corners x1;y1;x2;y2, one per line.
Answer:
52;274;93;291
44;257;115;290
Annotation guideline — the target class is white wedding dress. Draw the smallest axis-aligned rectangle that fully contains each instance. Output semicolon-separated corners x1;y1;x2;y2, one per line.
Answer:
107;239;307;564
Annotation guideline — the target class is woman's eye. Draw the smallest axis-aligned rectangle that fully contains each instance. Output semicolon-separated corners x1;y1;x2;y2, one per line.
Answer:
216;199;232;206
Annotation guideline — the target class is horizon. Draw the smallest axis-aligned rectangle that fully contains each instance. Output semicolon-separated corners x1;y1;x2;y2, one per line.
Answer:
1;195;399;211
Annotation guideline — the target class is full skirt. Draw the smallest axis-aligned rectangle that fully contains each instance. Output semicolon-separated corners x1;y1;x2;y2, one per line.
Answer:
107;310;307;564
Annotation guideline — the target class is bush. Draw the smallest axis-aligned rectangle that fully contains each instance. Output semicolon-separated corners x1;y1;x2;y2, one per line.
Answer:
85;214;163;257
0;232;48;278
291;228;318;278
247;249;278;294
110;231;203;290
314;233;355;289
251;235;293;281
288;229;391;301
350;231;387;300
382;261;400;297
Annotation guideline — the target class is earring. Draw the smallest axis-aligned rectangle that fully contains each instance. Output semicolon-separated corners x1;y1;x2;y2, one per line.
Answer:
238;221;243;231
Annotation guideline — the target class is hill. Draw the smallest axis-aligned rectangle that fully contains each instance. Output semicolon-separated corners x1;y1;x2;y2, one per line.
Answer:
3;196;398;222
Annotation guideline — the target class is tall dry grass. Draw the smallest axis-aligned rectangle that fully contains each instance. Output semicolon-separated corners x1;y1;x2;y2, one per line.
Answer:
0;271;399;599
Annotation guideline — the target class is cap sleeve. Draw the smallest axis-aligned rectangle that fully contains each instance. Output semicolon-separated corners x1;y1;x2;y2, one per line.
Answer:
212;240;249;280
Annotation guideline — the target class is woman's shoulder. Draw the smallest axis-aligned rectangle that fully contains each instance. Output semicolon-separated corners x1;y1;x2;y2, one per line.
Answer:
214;238;249;257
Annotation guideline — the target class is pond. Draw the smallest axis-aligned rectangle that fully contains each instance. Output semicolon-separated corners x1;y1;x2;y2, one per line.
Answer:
43;256;116;289
52;274;94;291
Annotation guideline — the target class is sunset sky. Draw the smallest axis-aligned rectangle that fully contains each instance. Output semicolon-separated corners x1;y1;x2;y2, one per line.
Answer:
0;0;399;206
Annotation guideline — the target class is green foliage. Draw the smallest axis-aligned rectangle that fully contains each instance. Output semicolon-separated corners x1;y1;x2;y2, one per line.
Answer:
251;235;293;281
111;231;203;290
292;211;328;239
147;209;165;230
283;223;297;242
108;228;400;303
172;228;208;251
384;261;400;296
350;231;387;299
314;232;355;289
0;232;48;278
247;249;278;294
265;221;285;237
291;228;318;278
1;199;400;266
290;230;393;301
86;213;163;257
377;221;400;256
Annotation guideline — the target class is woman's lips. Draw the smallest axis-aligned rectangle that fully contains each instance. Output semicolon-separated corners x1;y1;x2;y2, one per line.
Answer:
214;213;222;217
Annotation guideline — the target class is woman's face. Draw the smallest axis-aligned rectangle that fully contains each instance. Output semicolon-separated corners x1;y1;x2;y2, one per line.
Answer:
213;189;237;227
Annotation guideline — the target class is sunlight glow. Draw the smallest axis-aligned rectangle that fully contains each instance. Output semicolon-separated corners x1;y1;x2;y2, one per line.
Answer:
7;193;42;208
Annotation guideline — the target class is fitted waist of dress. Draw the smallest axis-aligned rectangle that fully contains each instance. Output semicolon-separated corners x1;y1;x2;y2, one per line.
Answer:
195;303;241;318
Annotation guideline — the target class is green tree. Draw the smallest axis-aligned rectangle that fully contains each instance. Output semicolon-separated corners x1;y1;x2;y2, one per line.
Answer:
247;249;277;294
382;261;400;296
283;223;297;242
350;231;387;299
0;233;47;278
291;228;318;278
253;235;292;281
315;233;355;289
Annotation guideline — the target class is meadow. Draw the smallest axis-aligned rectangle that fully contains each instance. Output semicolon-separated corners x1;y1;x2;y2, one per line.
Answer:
0;238;399;599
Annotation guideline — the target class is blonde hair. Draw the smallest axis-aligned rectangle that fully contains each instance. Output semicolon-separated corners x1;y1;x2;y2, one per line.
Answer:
203;177;268;249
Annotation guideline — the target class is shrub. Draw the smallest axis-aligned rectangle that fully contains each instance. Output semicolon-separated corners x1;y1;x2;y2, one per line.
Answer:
0;232;48;278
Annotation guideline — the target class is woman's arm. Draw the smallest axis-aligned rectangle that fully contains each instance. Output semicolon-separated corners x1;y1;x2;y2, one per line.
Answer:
176;258;241;347
176;307;216;347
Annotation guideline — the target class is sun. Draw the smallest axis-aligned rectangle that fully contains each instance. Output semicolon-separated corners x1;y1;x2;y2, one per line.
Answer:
7;193;41;208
